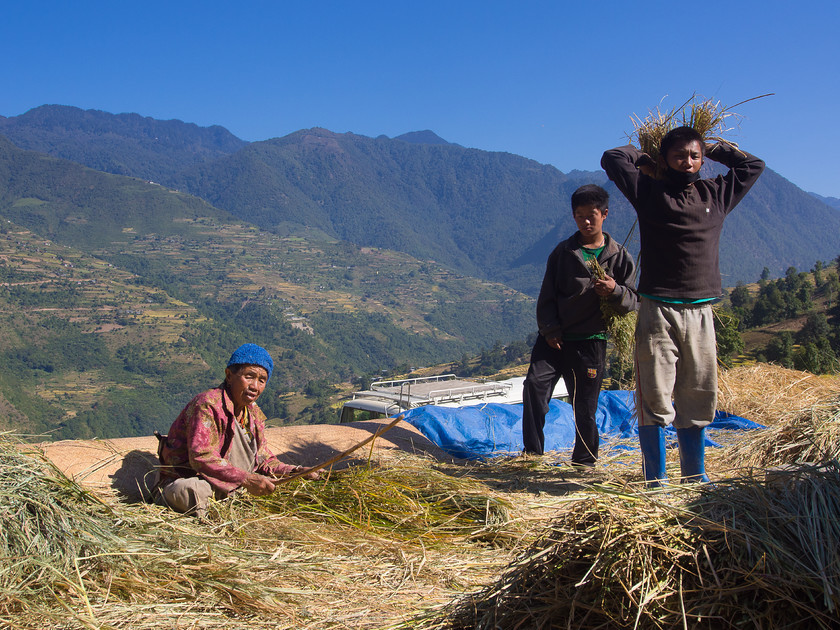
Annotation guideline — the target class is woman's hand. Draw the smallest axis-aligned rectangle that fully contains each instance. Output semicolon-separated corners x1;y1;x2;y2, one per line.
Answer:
291;465;320;480
241;472;276;496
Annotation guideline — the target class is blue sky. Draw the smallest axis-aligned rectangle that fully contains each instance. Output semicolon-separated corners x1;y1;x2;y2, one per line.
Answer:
2;1;839;197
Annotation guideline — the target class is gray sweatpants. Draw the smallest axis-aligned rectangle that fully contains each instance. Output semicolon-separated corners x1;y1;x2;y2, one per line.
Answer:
161;476;219;515
634;297;717;429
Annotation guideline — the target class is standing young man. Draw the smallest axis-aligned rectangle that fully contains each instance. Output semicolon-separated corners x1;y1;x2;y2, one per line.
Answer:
522;184;638;465
601;127;765;485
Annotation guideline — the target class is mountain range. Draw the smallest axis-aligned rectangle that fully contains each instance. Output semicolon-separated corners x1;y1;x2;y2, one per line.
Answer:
0;104;838;439
4;105;838;294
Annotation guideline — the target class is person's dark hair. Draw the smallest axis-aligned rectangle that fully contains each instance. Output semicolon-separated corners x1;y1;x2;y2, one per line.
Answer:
226;363;248;376
571;184;609;213
226;363;270;377
660;126;705;159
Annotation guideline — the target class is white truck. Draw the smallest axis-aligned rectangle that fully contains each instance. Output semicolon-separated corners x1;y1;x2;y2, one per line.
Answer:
338;373;569;423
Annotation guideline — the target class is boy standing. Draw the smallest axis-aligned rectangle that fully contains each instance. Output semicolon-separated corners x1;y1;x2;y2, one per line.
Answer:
601;127;765;485
522;184;638;465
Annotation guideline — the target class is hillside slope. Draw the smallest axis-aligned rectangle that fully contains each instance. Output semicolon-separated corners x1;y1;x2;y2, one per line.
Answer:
171;127;590;284
0;137;535;438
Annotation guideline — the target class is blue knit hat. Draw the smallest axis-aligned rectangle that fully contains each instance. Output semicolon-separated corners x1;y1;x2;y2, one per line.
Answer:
227;343;274;380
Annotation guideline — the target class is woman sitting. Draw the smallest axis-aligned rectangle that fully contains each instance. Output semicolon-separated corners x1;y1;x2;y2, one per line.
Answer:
157;343;317;516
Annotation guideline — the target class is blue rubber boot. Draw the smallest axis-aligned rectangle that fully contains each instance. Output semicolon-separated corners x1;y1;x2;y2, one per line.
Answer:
638;425;667;488
676;427;710;483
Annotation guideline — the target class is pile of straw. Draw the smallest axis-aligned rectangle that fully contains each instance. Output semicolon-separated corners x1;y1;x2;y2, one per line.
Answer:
411;471;840;629
718;363;840;426
629;94;770;178
1;435;524;629
244;460;518;545
0;434;322;627
725;397;840;470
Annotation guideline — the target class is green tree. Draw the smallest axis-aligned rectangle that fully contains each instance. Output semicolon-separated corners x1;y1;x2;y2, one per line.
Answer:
823;272;839;310
305;378;335;401
764;331;795;368
729;283;753;328
752;284;786;325
796;311;831;346
795;339;839;375
714;307;744;368
759;267;771;284
813;260;824;287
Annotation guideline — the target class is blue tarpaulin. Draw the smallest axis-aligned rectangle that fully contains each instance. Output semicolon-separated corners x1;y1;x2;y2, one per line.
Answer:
401;390;763;460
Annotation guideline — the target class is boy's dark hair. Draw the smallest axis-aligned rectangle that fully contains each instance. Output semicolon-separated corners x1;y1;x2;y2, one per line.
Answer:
571;184;609;213
660;125;705;158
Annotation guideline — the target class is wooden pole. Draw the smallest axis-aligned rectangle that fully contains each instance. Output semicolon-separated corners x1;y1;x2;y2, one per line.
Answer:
275;415;405;484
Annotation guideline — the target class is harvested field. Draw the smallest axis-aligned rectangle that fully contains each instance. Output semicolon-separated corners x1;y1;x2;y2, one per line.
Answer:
1;364;838;629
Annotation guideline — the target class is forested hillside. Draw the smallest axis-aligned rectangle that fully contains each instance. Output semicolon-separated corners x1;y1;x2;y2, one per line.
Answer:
725;258;840;374
0;138;533;439
1;105;839;439
810;192;840;211
170;127;592;292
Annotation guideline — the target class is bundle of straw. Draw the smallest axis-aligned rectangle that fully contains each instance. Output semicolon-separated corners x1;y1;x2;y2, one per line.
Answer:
412;472;840;629
629;94;771;179
253;462;517;545
725;397;840;470
585;256;636;370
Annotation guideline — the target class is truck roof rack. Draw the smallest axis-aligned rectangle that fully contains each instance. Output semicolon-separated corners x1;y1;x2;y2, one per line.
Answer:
355;374;512;408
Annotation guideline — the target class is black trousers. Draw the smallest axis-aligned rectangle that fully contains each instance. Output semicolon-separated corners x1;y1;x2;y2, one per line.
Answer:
522;335;607;463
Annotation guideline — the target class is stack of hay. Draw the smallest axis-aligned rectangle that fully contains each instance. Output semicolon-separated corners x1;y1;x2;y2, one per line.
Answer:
416;470;839;629
408;364;840;629
629;94;763;178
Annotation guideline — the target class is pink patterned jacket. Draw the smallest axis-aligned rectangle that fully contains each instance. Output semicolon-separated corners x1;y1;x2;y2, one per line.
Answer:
159;384;295;494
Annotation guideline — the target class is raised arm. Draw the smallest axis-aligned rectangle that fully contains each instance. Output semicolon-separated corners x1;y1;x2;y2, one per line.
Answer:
600;145;651;206
704;143;765;213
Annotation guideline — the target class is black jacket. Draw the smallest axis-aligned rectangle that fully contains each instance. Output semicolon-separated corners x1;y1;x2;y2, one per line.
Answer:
601;143;765;299
536;231;638;339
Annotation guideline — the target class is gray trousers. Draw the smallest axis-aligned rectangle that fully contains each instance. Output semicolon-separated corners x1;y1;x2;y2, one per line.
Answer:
160;420;259;515
634;297;717;429
161;476;219;515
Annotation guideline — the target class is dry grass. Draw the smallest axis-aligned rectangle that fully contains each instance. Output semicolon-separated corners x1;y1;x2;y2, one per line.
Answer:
629;94;772;178
408;468;840;629
4;363;840;629
718;363;840;426
723;394;840;471
0;439;534;630
712;363;840;478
